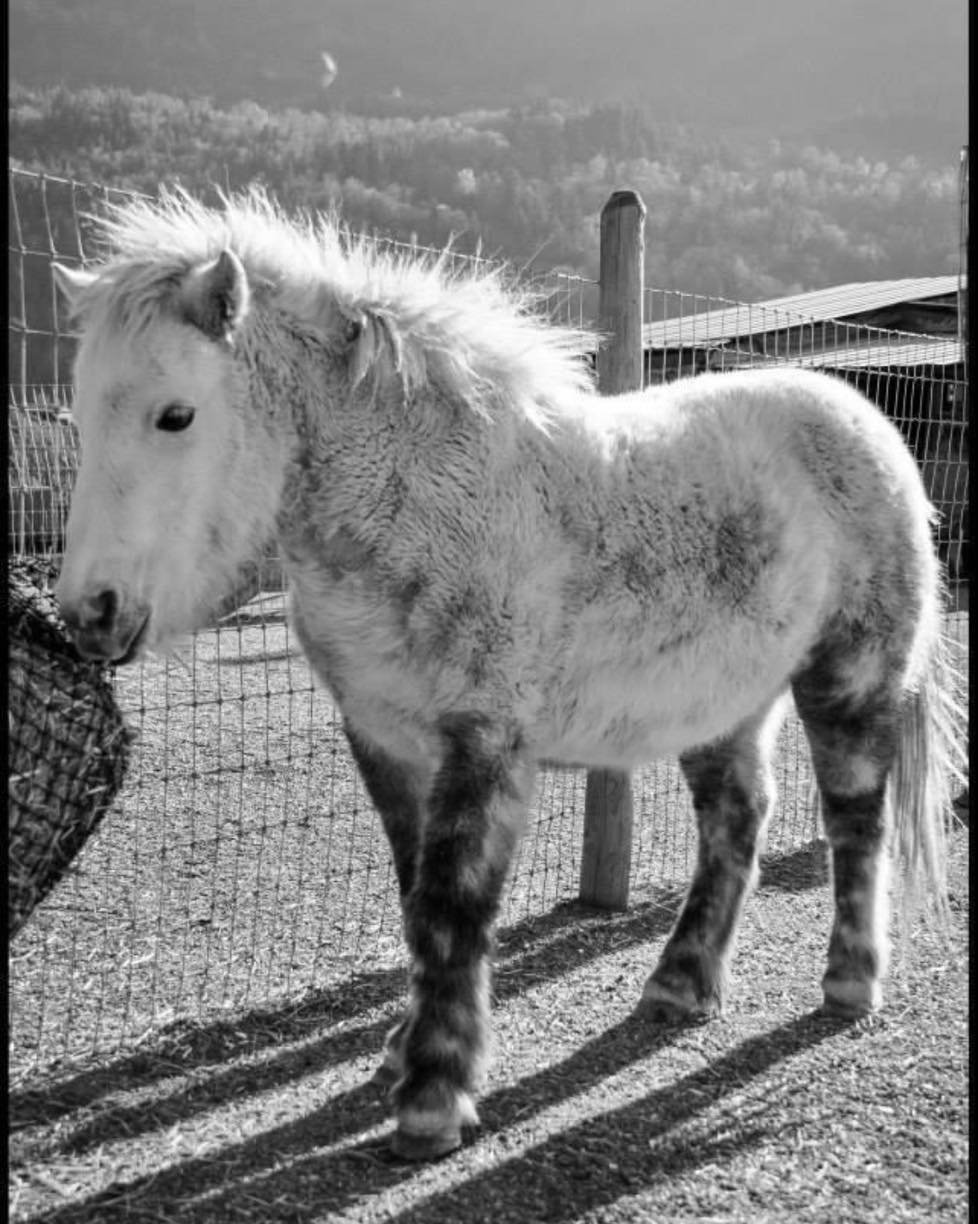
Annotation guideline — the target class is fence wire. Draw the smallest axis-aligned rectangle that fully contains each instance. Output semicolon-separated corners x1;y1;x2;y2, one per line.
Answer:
7;165;969;1079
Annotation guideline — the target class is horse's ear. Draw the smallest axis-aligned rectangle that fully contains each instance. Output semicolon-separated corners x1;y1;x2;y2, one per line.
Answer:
53;263;98;312
180;249;250;342
346;309;406;391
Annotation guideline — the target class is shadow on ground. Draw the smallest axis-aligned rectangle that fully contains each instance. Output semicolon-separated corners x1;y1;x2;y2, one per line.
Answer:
758;839;828;892
11;881;858;1224
18;1002;852;1224
11;893;684;1153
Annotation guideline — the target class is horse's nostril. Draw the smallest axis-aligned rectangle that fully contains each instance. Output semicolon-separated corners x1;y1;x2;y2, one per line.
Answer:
86;588;119;631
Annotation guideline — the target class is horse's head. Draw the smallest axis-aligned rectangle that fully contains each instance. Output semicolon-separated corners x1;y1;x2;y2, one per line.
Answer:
53;249;281;663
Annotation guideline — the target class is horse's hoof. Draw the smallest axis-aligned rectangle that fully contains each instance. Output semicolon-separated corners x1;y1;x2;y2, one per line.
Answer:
390;1124;463;1162
639;978;719;1023
392;1088;478;1161
820;977;882;1019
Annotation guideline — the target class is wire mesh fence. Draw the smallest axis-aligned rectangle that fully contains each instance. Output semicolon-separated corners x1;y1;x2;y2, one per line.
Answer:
7;165;969;1080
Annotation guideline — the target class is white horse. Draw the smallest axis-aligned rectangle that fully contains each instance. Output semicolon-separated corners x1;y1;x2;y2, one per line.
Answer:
54;188;962;1160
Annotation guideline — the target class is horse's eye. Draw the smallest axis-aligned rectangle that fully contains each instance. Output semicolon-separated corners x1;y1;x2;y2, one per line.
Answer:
156;403;196;432
344;317;363;344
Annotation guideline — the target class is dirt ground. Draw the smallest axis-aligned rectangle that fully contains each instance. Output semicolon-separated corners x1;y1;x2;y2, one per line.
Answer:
9;824;969;1224
8;612;969;1223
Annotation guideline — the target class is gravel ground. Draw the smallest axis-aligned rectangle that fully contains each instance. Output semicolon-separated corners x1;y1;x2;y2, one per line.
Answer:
9;826;968;1223
9;611;968;1222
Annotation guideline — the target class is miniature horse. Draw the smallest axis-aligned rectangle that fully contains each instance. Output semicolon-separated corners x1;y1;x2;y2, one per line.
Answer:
54;189;961;1159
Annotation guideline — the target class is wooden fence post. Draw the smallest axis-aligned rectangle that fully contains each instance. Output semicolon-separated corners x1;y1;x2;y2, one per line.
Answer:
579;188;646;910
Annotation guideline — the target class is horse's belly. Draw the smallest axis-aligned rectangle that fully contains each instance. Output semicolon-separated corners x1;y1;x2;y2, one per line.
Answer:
536;700;740;768
534;637;794;768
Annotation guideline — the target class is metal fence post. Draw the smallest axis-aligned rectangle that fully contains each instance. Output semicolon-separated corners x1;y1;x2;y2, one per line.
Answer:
579;188;646;910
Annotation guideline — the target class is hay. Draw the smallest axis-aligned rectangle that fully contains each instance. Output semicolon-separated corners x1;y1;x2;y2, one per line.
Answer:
8;558;134;940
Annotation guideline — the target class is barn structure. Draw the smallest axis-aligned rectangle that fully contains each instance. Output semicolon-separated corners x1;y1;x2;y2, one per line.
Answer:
641;274;962;381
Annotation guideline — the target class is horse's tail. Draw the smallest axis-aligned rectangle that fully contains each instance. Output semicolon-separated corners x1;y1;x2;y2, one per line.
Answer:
890;601;967;930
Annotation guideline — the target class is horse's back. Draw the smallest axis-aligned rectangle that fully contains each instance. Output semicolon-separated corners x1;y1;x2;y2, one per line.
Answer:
588;367;937;605
531;368;940;764
602;367;924;501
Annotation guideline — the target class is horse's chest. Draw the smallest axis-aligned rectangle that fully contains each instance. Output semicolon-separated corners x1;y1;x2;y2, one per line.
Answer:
286;564;446;753
289;570;405;687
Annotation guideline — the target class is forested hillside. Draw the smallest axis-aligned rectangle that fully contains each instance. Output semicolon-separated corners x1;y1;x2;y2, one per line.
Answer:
9;84;962;301
10;0;966;150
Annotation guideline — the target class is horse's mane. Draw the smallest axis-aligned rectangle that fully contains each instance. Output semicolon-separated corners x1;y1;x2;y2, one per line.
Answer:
77;186;596;428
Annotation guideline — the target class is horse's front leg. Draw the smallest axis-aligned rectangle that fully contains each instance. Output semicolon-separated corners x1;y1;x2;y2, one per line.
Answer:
344;722;427;1084
393;712;532;1161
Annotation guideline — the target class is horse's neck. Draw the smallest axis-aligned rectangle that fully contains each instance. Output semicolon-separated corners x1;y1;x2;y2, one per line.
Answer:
269;364;401;563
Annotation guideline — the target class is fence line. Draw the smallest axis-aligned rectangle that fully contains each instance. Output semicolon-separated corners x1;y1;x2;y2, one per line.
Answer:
7;165;969;1077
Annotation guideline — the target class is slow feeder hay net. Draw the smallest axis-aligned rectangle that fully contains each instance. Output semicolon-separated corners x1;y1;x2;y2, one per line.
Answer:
8;558;134;940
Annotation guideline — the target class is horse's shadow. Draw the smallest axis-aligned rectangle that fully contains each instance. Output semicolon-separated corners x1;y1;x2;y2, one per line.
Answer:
758;839;829;892
12;885;843;1224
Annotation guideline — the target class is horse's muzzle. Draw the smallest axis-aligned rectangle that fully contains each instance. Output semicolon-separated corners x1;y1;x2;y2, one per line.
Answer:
58;585;151;666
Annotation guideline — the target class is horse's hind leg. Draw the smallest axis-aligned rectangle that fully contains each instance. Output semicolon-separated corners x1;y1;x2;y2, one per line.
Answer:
393;712;532;1161
792;659;902;1017
641;699;785;1019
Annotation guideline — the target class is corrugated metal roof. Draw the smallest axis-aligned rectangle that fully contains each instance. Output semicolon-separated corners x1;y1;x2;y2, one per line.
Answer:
739;275;961;319
695;337;964;373
644;275;963;349
804;337;964;370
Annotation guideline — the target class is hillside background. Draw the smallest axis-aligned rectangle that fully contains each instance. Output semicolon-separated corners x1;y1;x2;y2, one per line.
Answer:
9;0;968;299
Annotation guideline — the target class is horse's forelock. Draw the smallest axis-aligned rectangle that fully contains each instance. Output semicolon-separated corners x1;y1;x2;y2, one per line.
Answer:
66;261;184;348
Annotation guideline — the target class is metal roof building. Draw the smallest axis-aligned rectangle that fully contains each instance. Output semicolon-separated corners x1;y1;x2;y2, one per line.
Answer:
804;337;964;372
643;275;965;375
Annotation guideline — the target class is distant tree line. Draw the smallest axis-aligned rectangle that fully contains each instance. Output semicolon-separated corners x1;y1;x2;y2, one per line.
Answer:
9;82;961;303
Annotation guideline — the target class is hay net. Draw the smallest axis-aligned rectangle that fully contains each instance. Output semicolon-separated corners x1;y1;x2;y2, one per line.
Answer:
8;557;133;940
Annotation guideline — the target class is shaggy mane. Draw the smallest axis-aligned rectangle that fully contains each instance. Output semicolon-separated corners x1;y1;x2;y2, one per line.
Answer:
76;186;596;427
